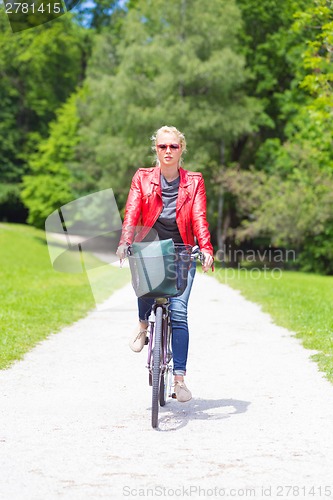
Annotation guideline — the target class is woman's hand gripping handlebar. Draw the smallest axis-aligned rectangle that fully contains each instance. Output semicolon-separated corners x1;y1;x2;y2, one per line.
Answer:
191;245;214;272
116;243;130;268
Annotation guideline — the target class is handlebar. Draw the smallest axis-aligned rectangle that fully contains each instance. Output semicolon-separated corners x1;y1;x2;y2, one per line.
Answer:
119;242;210;271
125;243;204;263
190;245;204;263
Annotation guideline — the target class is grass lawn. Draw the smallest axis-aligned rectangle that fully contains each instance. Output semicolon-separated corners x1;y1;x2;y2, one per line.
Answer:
212;264;333;382
0;223;130;369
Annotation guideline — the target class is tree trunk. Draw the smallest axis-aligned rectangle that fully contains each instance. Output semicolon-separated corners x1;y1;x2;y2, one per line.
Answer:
178;0;186;98
217;141;225;253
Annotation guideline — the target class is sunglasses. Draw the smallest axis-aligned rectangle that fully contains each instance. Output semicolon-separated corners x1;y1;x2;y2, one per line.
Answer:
157;144;181;150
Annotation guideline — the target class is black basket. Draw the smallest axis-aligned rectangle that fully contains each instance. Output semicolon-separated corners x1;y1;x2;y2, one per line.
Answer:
128;239;192;298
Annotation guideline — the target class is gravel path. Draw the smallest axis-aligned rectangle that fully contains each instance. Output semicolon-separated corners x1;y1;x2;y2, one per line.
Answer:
1;272;333;499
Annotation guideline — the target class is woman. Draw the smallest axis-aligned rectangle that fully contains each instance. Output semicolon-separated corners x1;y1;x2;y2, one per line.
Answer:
116;125;214;402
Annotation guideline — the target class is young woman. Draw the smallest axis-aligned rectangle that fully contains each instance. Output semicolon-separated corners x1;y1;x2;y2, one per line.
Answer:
116;126;214;402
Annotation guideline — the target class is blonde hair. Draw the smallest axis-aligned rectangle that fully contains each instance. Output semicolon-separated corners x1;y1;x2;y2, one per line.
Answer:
151;125;187;166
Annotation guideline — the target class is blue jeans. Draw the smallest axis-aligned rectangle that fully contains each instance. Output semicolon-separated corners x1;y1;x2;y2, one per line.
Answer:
138;261;196;376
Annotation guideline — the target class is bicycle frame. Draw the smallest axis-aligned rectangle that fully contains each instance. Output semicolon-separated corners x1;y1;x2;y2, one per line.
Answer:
146;298;174;402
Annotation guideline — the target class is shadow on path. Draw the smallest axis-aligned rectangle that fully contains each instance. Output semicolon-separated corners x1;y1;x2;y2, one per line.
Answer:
149;398;251;431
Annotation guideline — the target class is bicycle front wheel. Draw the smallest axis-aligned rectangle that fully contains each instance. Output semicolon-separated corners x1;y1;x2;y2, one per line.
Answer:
152;305;163;429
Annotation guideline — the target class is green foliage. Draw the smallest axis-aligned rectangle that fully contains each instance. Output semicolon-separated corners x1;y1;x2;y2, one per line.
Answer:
0;10;91;223
222;160;333;273
74;0;126;32
0;12;89;177
236;0;312;133
222;0;333;274
21;90;86;228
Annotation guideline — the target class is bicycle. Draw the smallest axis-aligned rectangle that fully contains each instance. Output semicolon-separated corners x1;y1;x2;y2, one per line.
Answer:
126;239;203;429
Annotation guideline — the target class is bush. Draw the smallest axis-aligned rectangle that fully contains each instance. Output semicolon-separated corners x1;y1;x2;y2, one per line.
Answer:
0;183;28;223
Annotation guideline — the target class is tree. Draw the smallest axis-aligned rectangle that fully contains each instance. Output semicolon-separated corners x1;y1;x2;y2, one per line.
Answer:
221;0;333;273
73;0;126;33
221;161;333;273
21;90;86;228
0;10;91;221
76;0;264;246
233;0;314;164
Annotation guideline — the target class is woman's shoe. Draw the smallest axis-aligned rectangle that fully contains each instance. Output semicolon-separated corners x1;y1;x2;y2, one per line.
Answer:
129;328;148;352
174;380;192;402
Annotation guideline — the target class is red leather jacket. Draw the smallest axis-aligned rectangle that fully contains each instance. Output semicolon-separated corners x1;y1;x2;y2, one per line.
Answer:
120;166;214;256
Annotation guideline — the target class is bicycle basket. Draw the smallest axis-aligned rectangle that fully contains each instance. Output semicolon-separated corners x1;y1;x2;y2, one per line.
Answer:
128;239;192;298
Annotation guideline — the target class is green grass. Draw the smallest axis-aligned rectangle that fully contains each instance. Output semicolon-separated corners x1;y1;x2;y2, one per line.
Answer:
0;223;131;369
212;264;333;382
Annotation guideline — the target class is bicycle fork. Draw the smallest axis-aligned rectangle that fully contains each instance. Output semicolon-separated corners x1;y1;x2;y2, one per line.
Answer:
146;300;173;397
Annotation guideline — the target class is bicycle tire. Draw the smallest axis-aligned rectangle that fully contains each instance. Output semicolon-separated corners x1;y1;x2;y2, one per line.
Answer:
159;318;168;407
151;306;163;428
